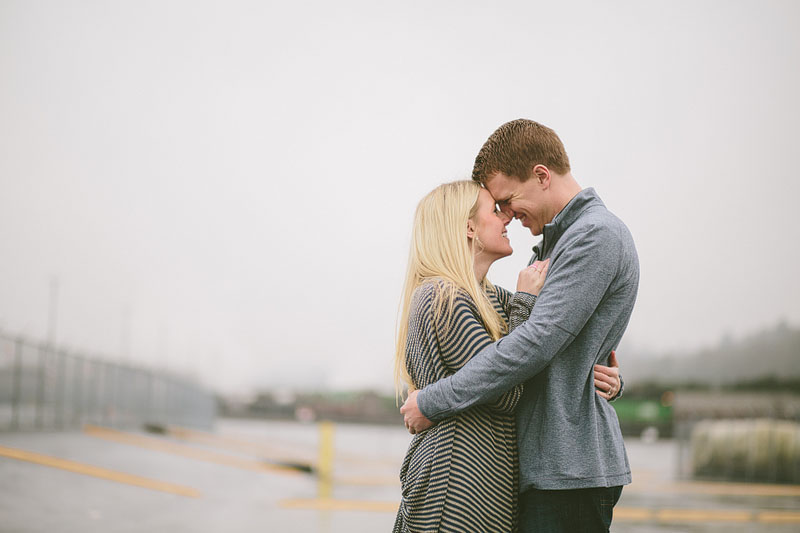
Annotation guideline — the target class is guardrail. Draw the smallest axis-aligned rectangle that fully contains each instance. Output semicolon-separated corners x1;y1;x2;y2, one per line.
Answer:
0;332;215;431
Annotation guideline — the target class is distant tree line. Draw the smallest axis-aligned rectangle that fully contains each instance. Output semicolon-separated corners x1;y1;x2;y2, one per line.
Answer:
621;321;800;392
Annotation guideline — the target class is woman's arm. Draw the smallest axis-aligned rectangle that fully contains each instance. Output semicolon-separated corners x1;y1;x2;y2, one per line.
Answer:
594;351;623;401
509;292;537;331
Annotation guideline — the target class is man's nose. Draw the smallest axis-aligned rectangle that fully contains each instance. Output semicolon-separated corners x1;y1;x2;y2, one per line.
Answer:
499;206;514;224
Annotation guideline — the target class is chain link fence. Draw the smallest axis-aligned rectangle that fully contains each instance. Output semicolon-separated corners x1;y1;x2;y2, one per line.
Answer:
0;332;215;432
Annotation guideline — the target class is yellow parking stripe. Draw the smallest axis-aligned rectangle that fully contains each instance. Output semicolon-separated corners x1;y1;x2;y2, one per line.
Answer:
334;475;399;486
166;426;315;467
614;507;653;520
627;480;800;497
675;481;800;497
0;445;200;498
329;474;800;490
280;498;399;513
656;509;752;522
759;511;800;524
84;425;301;477
168;425;399;469
278;499;800;524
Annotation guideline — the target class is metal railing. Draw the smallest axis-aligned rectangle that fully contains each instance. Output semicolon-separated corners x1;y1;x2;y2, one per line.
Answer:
0;332;216;432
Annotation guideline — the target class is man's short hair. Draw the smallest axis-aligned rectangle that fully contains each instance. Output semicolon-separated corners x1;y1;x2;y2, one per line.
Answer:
472;119;571;183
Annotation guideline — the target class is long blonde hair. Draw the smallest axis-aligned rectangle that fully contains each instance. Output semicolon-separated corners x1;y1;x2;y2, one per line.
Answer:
394;180;507;399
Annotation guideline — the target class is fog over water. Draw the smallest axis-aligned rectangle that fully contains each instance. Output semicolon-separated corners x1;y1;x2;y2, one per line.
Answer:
1;1;799;393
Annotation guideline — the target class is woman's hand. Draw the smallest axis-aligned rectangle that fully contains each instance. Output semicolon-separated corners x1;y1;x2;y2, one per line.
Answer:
594;351;621;400
516;258;550;295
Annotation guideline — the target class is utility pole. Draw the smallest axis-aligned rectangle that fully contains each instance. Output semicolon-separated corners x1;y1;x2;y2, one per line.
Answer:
47;276;59;348
157;323;168;369
120;305;131;363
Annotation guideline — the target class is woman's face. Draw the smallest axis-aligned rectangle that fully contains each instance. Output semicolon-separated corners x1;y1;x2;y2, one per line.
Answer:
471;188;513;259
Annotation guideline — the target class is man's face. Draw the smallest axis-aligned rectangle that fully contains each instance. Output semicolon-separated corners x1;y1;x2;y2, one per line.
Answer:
485;172;550;236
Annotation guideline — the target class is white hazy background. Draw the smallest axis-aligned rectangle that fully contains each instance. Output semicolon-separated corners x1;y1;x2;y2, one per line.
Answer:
1;0;798;394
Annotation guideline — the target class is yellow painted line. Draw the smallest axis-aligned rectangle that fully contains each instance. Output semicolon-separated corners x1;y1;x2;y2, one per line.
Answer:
614;507;653;520
670;481;800;497
277;500;800;524
629;469;658;482
0;445;200;498
627;480;800;497
759;511;800;524
334;475;399;486
656;509;752;523
168;426;315;465
280;498;399;513
169;425;399;469
151;426;398;487
84;425;301;477
328;474;792;493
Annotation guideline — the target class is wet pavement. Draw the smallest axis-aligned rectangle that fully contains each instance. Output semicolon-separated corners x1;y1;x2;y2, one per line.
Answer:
1;419;798;532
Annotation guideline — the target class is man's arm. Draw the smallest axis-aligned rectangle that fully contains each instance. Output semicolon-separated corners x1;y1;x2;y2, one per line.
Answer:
405;223;622;427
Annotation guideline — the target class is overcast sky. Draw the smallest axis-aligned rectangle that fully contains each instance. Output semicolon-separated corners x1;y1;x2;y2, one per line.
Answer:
1;0;798;394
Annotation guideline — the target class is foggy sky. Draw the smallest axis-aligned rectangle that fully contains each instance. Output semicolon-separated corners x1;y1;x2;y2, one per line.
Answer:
1;0;799;394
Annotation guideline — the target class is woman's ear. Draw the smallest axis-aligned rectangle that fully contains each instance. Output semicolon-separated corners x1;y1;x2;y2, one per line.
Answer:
466;218;476;239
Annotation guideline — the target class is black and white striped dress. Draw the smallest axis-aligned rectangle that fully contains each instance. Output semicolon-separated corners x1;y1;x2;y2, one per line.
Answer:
394;280;536;533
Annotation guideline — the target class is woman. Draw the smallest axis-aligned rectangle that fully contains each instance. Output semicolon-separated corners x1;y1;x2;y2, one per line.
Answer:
393;180;621;532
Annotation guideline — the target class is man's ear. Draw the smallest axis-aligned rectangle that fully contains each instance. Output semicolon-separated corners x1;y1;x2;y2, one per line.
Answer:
532;164;551;188
466;218;476;239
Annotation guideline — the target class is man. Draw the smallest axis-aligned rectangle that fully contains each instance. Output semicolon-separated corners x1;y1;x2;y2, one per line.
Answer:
401;119;639;532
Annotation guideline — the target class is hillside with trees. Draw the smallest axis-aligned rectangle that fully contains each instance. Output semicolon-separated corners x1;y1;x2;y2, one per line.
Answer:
622;321;800;389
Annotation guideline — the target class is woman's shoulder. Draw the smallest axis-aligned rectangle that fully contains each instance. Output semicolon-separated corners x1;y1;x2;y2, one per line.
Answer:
411;279;442;303
413;279;474;304
412;278;459;298
410;280;476;321
408;280;444;317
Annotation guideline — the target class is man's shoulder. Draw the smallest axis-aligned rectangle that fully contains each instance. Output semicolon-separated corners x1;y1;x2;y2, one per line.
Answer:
568;205;634;247
553;207;638;275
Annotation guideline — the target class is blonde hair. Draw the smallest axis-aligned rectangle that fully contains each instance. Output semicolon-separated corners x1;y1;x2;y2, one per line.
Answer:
394;180;507;399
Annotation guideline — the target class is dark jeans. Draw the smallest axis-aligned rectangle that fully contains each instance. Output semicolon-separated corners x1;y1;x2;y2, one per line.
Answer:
519;486;623;533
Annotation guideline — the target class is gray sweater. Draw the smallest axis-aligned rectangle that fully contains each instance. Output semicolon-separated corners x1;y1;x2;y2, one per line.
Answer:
418;188;639;492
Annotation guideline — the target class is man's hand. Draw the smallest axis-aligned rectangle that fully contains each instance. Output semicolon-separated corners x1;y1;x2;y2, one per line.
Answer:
400;390;433;434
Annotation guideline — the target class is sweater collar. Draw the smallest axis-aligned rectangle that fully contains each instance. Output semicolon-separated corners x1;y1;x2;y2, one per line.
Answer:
536;188;605;257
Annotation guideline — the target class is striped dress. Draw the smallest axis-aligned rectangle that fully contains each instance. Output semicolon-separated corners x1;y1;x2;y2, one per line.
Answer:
394;280;536;533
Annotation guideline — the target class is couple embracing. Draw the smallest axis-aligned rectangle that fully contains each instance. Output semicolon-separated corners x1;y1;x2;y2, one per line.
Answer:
393;119;639;532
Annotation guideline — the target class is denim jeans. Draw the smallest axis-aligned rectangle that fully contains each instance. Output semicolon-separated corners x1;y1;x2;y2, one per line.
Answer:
519;486;623;533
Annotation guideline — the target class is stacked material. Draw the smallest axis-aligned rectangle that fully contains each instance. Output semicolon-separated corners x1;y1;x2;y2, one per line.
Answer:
691;419;800;484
